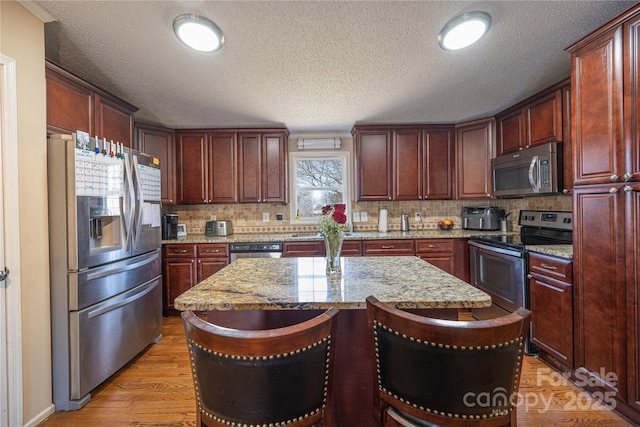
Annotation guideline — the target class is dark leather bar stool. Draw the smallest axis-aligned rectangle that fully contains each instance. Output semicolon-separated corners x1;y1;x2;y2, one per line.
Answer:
366;296;531;427
182;308;338;427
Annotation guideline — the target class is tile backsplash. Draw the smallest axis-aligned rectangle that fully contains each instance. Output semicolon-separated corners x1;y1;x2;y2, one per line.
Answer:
163;195;572;235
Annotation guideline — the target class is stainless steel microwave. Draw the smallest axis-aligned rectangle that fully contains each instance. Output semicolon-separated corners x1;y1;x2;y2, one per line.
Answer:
491;142;562;197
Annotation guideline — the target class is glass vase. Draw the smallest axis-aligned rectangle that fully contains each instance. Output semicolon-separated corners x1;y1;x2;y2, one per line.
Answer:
324;231;344;276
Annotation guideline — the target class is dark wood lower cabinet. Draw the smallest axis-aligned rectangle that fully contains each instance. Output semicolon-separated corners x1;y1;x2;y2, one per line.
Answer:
528;252;573;369
163;243;228;315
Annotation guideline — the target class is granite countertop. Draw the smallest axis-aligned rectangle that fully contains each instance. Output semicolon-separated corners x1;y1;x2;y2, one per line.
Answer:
173;256;492;311
525;244;573;259
163;229;509;245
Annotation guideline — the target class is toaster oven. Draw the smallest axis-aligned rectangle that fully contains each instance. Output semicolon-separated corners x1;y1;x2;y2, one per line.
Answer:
205;220;233;236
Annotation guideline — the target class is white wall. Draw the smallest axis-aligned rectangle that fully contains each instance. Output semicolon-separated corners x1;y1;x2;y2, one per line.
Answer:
0;1;52;424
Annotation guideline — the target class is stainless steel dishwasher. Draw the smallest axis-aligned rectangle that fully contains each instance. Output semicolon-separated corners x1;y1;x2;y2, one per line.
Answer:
229;242;283;262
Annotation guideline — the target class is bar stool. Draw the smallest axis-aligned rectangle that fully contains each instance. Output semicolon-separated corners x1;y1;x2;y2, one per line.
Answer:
366;296;531;427
182;308;338;427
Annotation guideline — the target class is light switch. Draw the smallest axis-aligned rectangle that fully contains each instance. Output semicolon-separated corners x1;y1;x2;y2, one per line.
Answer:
361;212;368;222
263;212;270;222
352;212;361;223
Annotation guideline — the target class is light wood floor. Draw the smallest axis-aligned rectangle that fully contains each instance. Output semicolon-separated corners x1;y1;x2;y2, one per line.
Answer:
40;316;635;426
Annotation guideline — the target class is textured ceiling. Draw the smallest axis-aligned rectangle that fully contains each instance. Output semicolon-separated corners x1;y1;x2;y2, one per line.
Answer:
31;0;637;133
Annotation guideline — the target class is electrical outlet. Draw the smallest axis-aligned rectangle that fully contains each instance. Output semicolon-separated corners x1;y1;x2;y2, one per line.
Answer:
361;212;368;222
210;214;216;220
352;212;361;223
415;212;422;221
262;212;270;222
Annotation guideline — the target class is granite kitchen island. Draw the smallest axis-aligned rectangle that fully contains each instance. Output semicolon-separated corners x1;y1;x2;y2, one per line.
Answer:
174;256;491;427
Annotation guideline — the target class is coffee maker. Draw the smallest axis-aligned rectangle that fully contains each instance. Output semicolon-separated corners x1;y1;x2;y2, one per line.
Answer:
161;214;179;240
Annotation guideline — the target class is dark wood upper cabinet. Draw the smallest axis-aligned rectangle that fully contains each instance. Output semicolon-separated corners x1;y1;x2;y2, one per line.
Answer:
423;128;454;200
353;125;453;201
455;118;494;199
136;123;176;205
496;82;566;157
176;131;208;204
393;129;422;201
354;130;393;201
208;132;238;204
237;131;288;204
570;25;624;186
45;60;137;147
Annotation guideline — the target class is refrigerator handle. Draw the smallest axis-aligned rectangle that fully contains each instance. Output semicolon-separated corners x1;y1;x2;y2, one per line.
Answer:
123;153;135;250
132;154;144;250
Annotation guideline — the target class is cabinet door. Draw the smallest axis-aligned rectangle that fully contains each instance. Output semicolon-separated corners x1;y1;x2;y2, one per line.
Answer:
163;257;197;312
197;258;228;282
177;132;208;204
571;26;624;186
356;131;393;201
455;118;494;199
423;128;454;200
626;183;640;411
209;132;238;203
573;185;627;397
137;124;176;205
529;273;573;367
94;95;135;147
46;67;94;135
496;109;524;155
238;133;262;203
562;84;573;194
526;90;563;147
261;133;288;203
625;17;640;184
393;129;422;200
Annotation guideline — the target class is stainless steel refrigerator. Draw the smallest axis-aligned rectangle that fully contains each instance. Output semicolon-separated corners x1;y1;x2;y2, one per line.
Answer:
48;133;163;410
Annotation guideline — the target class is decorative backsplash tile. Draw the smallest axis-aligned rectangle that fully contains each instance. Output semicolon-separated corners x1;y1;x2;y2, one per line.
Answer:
163;195;572;235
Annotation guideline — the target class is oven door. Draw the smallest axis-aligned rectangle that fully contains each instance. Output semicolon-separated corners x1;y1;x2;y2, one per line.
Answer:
469;240;527;312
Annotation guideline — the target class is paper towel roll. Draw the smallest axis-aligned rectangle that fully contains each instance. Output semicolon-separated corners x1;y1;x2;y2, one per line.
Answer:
378;207;388;233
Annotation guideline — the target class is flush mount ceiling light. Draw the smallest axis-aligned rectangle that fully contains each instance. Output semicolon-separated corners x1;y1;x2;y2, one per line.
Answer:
438;11;492;51
173;13;224;53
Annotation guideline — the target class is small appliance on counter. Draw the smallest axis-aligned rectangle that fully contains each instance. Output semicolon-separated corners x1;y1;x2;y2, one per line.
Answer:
461;206;502;231
162;214;179;240
401;214;410;232
205;220;233;237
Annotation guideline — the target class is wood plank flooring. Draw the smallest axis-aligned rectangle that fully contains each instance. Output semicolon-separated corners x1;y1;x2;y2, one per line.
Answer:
39;316;636;426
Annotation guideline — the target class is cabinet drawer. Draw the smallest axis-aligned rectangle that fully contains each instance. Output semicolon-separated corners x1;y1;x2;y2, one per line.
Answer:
283;241;324;257
528;252;572;283
163;244;196;258
197;243;229;258
342;240;363;256
362;239;415;256
415;239;454;254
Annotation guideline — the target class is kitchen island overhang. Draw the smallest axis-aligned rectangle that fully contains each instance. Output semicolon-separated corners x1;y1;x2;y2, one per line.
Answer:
174;256;491;311
174;256;492;427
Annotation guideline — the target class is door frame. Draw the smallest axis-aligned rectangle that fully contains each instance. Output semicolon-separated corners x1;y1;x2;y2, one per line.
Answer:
0;53;24;427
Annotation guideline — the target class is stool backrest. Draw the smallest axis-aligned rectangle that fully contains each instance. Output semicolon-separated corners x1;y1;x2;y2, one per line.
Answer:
182;308;338;427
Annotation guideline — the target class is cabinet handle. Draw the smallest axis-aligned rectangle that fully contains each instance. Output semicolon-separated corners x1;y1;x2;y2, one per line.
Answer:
205;249;220;253
611;174;619;182
381;245;394;249
174;249;188;253
191;259;194;263
428;245;440;248
609;187;619;194
197;259;201;264
540;263;557;270
624;185;633;193
562;188;571;194
527;274;533;279
388;197;392;200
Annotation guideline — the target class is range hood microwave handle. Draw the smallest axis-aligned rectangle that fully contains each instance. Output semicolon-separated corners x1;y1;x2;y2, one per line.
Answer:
528;156;539;192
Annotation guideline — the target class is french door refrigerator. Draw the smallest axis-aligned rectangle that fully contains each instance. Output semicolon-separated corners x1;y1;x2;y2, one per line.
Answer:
48;133;163;410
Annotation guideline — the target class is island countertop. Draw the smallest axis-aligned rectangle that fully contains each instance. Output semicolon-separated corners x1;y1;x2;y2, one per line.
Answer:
173;256;492;311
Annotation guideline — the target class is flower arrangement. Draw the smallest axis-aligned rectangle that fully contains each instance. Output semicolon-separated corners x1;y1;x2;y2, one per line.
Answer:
319;204;348;276
319;204;348;235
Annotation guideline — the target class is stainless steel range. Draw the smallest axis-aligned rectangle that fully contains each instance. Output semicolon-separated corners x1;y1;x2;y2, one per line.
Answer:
468;210;572;354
